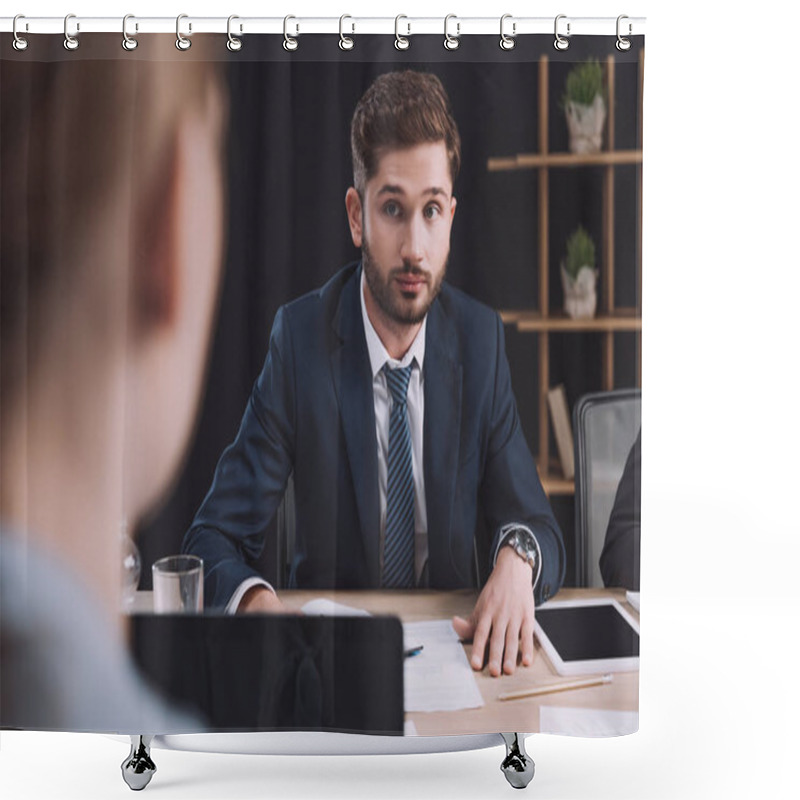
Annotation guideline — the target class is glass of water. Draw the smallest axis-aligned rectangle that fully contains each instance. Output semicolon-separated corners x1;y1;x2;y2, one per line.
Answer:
152;555;203;613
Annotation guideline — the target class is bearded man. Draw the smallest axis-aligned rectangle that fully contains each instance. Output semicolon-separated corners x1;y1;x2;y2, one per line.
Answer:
184;70;565;678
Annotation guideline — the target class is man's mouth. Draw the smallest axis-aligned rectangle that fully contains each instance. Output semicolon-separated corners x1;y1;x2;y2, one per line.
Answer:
394;273;429;293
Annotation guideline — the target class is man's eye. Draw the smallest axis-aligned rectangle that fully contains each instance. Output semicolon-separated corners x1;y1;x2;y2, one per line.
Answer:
424;205;441;220
383;202;401;218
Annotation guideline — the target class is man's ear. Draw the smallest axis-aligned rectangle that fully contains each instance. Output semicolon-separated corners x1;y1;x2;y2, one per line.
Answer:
345;186;363;248
450;195;457;221
131;137;181;335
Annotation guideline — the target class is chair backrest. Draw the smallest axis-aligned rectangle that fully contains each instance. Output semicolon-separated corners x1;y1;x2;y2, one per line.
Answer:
573;389;641;587
275;473;296;589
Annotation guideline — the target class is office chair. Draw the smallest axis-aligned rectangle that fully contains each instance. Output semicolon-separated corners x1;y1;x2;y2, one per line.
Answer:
275;473;296;589
573;389;641;587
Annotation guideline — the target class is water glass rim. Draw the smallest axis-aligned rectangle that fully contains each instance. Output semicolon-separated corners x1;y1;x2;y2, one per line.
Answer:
152;554;203;575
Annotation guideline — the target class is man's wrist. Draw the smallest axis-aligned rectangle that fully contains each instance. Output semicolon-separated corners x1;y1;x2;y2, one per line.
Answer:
495;524;542;589
227;577;275;614
237;585;283;614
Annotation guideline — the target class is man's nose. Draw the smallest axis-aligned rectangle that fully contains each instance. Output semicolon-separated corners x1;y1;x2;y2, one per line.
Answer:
399;216;425;266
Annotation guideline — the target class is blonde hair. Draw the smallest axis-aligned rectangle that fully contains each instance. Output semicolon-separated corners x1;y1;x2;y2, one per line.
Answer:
1;35;226;409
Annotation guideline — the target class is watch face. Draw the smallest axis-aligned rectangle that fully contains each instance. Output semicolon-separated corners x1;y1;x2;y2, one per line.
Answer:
514;530;536;556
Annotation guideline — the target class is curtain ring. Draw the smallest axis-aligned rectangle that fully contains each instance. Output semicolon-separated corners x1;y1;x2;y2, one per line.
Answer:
554;14;570;51
283;15;299;51
63;13;79;51
339;15;354;51
499;14;515;51
227;15;242;51
616;15;632;51
176;14;191;50
122;14;138;51
394;15;410;51
12;14;29;51
444;14;460;51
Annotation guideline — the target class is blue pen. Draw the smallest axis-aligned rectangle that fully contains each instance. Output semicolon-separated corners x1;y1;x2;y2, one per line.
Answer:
404;645;424;658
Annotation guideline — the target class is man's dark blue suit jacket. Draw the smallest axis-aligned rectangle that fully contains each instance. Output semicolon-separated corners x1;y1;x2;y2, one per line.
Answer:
184;264;565;609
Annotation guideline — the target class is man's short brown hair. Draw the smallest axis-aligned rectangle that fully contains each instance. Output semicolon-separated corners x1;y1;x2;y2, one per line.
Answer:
350;70;461;195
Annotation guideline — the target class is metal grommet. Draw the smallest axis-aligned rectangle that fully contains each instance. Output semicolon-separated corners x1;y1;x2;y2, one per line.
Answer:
12;14;29;51
444;14;460;51
122;14;138;51
394;15;410;51
227;15;242;52
63;13;79;51
176;13;191;50
616;15;632;51
554;14;570;51
499;14;515;51
283;15;298;51
339;14;354;51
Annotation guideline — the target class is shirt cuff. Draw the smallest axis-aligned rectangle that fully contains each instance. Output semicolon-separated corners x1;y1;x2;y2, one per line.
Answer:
493;523;543;590
226;577;276;615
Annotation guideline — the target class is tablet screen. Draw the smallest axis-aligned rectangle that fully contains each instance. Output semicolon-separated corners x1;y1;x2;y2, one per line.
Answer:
536;603;639;663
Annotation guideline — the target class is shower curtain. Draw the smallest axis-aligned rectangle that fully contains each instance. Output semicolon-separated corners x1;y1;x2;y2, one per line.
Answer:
1;18;643;743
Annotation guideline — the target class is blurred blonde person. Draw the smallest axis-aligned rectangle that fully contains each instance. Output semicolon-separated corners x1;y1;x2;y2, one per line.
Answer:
0;38;227;731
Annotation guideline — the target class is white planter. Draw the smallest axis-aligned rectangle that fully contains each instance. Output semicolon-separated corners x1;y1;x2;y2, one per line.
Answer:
564;94;606;155
561;264;598;319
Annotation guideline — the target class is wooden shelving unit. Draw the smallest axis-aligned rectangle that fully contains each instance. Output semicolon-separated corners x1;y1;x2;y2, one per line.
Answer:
489;51;644;495
489;150;643;170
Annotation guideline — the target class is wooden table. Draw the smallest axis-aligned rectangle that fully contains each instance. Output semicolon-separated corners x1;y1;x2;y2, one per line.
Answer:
133;587;638;735
284;588;639;735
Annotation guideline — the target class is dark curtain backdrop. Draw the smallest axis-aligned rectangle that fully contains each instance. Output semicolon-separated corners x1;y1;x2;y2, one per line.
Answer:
137;35;642;587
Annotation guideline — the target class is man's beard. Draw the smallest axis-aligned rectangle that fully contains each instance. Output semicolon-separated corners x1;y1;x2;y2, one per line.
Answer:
362;235;447;326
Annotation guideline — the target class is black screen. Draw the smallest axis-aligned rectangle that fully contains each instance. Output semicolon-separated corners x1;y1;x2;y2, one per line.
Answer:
537;604;639;662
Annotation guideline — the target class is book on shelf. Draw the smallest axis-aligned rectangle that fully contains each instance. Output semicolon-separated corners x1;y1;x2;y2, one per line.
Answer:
547;384;574;480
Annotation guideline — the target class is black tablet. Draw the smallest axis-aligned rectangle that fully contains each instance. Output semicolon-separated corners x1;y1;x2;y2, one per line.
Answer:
534;598;640;675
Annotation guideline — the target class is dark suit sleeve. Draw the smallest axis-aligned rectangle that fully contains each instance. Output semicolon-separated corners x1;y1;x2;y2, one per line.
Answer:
600;430;641;590
480;314;566;604
182;307;296;609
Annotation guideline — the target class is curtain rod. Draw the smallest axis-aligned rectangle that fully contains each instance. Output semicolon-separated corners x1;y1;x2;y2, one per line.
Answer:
1;15;646;38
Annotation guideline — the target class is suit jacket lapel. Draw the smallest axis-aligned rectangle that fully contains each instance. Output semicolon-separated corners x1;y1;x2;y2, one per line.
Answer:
423;297;462;586
330;267;381;585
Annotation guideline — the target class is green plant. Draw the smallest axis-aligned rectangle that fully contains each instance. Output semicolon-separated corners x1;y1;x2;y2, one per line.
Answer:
561;59;605;108
564;226;596;279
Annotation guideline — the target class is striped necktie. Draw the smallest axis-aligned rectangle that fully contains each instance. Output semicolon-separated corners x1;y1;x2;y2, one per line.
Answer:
382;363;415;588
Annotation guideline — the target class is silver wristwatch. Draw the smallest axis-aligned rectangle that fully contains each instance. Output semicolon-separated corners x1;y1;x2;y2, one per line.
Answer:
503;527;540;574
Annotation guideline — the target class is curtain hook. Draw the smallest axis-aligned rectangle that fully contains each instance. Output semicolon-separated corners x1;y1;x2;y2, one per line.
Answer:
12;14;29;51
176;14;191;50
499;14;515;51
227;15;242;51
394;15;410;51
122;14;138;51
616;15;632;51
63;13;79;51
444;14;460;51
339;14;354;51
283;15;299;51
554;14;570;51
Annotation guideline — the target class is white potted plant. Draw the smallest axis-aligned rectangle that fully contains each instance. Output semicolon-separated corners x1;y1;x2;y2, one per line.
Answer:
560;226;598;319
561;60;606;154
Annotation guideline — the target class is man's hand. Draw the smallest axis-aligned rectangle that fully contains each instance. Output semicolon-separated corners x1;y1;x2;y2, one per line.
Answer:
237;585;286;614
452;547;536;677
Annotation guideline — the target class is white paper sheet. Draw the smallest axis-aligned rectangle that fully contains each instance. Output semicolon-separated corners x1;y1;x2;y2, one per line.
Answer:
402;620;484;713
299;603;483;713
539;705;638;737
300;598;371;617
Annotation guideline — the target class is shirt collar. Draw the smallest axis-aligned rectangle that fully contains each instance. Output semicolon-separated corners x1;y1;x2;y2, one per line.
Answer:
360;268;427;379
